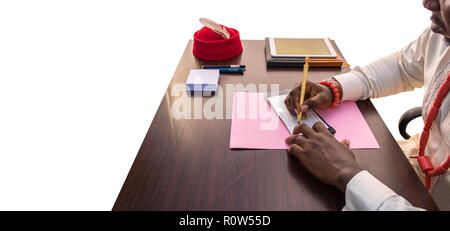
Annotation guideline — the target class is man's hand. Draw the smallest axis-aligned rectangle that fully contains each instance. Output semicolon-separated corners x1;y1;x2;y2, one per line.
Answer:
284;80;343;116
285;122;363;192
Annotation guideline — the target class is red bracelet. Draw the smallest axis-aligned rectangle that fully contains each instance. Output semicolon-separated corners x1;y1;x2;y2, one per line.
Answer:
318;81;340;107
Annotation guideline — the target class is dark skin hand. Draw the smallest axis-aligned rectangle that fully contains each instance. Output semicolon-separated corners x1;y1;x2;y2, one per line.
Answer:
284;80;343;117
285;122;363;191
284;80;358;191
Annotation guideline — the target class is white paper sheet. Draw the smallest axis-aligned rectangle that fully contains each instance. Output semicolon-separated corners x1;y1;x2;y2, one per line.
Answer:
266;94;331;134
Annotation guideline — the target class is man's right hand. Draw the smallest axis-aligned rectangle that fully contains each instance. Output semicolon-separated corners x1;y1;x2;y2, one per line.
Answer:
284;80;343;115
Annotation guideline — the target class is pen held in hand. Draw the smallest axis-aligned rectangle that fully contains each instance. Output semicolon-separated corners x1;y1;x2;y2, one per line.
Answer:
297;56;309;124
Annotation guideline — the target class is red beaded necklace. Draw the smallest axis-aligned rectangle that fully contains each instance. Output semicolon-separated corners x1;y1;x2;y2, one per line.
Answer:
411;73;450;189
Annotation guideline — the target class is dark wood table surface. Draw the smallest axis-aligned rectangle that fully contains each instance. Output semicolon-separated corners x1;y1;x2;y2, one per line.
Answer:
113;40;438;211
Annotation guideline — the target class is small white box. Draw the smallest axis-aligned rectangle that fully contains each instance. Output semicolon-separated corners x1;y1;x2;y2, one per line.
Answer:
186;69;220;94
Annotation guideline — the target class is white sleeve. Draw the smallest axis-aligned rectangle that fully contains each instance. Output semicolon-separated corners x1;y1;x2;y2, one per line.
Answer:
342;171;425;211
334;29;429;101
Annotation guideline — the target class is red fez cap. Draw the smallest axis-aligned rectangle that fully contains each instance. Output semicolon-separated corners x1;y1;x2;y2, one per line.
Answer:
193;26;243;61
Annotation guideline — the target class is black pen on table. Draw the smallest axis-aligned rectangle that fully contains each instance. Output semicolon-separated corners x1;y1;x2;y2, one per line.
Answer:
202;65;246;69
215;68;245;73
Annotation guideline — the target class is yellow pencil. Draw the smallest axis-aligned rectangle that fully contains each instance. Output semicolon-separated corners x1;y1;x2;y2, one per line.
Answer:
297;56;309;123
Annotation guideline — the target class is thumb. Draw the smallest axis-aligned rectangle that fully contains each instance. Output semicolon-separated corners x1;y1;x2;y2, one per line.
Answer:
340;139;350;148
301;97;320;112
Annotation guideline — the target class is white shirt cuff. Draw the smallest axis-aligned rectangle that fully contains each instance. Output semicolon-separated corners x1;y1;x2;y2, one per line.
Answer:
334;70;365;101
343;170;397;211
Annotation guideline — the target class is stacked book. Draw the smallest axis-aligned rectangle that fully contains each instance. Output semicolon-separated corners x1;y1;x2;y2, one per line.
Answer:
264;38;345;67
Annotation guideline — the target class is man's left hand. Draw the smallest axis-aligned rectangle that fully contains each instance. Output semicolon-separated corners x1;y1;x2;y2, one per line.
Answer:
285;122;364;192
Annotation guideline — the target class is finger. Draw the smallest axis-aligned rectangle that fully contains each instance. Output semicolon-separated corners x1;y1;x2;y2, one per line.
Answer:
294;96;300;114
292;124;302;135
299;81;314;112
286;93;300;115
291;88;301;114
284;96;296;115
293;123;315;137
300;104;309;112
312;122;331;134
288;144;310;168
287;144;305;157
340;139;350;148
301;96;322;112
285;134;308;146
301;112;307;120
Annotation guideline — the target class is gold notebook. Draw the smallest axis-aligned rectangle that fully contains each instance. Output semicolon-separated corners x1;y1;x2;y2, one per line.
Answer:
269;38;337;58
265;38;344;67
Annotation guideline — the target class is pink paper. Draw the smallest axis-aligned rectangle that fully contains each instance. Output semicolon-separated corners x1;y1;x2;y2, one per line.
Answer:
229;92;291;149
229;92;379;149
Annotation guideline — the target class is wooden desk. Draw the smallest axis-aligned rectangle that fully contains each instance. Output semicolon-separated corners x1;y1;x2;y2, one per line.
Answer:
113;40;438;210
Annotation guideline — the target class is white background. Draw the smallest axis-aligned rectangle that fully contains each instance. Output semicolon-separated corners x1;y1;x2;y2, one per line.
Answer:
0;0;430;210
